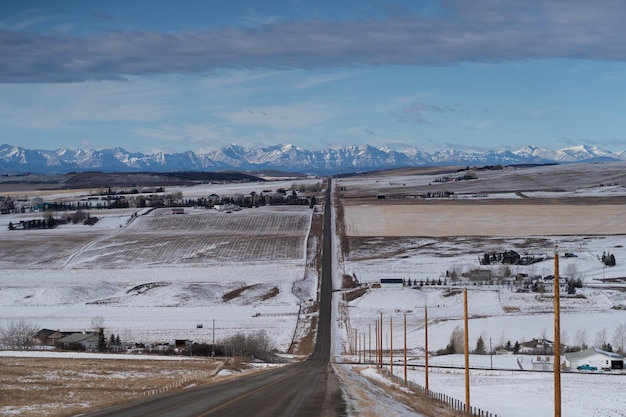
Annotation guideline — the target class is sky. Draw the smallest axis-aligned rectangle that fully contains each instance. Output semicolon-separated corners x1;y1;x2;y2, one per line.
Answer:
3;0;626;155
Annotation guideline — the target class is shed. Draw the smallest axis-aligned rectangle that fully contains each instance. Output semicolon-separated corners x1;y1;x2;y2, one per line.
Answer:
531;355;553;371
175;339;193;348
380;278;404;289
565;347;624;371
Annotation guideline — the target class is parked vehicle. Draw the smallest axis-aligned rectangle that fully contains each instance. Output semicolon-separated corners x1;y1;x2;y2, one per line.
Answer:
577;364;598;371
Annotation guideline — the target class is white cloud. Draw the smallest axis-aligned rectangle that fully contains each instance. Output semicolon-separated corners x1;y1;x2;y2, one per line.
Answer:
4;1;626;82
0;80;175;129
215;102;339;129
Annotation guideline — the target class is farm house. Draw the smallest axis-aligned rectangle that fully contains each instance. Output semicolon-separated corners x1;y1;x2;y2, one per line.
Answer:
565;347;624;371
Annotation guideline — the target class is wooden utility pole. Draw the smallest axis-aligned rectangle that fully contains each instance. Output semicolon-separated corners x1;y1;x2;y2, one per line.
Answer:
379;312;383;367
554;247;562;417
362;333;366;363
425;305;429;391
376;319;380;367
464;288;470;412
369;323;372;363
404;313;407;382
390;316;394;374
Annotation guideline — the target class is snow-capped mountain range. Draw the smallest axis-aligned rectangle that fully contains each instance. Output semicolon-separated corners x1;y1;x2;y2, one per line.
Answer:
0;143;624;175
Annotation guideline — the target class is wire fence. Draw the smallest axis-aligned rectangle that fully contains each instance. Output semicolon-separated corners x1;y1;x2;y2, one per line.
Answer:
380;368;499;417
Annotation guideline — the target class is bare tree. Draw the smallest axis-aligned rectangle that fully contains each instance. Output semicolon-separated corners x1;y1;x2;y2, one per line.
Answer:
90;316;105;334
612;323;626;354
1;319;39;350
574;329;588;350
221;330;273;359
565;264;582;281
595;328;608;348
560;329;569;348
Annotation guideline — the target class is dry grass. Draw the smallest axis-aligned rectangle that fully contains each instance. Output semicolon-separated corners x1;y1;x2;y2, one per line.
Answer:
343;203;626;237
291;315;317;355
222;285;253;302
260;286;280;301
0;356;224;417
341;273;359;289
351;366;469;417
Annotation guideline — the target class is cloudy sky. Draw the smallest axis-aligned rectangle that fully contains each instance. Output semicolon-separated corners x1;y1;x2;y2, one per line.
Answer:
3;0;626;154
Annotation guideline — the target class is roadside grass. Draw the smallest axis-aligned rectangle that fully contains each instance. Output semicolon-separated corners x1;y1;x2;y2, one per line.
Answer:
338;365;465;417
0;356;225;417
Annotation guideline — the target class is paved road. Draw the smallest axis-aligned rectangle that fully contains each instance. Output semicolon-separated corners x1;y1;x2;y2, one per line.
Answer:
80;180;345;417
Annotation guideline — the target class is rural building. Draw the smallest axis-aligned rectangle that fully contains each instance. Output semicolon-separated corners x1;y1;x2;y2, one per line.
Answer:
519;338;553;354
539;276;568;293
213;203;240;212
379;278;404;289
565;347;624;371
531;355;554;371
175;339;193;349
55;332;100;351
35;329;70;346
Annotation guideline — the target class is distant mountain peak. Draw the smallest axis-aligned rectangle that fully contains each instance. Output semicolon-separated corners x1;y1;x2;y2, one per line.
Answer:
0;143;623;175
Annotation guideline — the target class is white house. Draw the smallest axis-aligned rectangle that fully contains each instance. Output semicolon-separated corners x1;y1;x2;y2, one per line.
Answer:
539;276;568;293
565;347;624;371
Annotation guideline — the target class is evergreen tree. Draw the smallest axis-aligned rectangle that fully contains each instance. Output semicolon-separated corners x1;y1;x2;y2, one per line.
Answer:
475;336;486;354
98;327;107;351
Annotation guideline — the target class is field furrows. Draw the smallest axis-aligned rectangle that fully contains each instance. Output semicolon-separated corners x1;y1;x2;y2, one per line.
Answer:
0;231;111;268
65;209;311;267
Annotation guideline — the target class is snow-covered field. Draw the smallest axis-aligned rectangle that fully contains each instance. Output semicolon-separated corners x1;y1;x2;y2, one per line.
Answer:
330;163;626;417
4;165;626;416
0;180;321;350
334;240;626;416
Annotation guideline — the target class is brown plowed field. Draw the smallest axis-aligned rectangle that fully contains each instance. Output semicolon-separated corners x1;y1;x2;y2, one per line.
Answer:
343;201;626;237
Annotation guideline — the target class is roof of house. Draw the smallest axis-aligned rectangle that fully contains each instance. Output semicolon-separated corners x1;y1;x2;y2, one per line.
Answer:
56;332;99;344
35;328;58;338
520;338;553;349
565;347;624;361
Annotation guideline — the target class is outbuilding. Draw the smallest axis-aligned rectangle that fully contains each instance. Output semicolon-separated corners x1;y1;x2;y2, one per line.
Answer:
565;347;624;371
380;278;404;289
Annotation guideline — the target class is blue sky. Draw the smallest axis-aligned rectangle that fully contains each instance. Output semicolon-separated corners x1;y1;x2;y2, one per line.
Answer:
2;0;626;154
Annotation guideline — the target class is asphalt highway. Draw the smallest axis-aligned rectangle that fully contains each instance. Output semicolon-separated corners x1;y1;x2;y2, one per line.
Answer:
80;180;345;417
